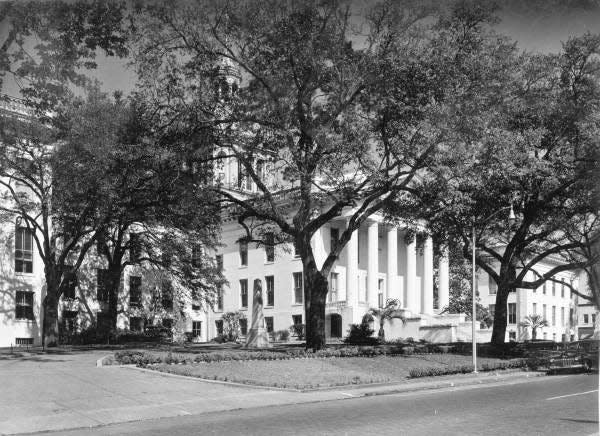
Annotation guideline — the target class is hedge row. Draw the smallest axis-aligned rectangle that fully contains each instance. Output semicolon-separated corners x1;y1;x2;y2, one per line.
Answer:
408;359;528;378
113;345;433;365
113;346;536;367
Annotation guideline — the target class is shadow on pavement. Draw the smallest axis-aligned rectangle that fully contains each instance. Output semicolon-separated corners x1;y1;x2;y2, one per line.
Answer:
559;418;599;424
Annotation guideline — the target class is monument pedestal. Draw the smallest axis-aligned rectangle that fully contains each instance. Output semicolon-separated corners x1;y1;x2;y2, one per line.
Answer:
244;278;272;348
245;327;271;348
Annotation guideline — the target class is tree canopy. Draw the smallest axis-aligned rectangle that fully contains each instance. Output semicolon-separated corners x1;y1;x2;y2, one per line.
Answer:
409;28;600;345
128;0;510;349
0;0;221;346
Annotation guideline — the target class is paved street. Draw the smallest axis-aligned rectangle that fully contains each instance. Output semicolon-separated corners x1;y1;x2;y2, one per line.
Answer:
0;349;336;434
0;349;597;435
53;373;598;436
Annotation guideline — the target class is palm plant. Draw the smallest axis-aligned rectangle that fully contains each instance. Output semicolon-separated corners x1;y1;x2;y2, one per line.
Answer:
520;314;549;340
368;299;406;342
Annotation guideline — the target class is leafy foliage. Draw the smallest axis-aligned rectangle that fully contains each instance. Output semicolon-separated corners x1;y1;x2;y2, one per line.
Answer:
368;299;406;341
130;0;512;350
0;0;129;116
289;323;305;341
439;243;493;327
408;359;526;378
344;321;379;346
68;88;223;331
402;4;600;344
0;0;130;347
520;315;549;340
221;311;247;342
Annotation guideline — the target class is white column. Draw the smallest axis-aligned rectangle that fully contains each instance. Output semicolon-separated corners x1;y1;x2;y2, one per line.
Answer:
405;233;417;313
386;226;398;305
346;220;358;308
517;287;529;341
367;220;379;309
422;236;434;315
311;227;327;270
438;247;450;312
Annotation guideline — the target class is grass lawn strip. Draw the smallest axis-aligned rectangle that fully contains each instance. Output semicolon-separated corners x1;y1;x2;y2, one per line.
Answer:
148;355;521;389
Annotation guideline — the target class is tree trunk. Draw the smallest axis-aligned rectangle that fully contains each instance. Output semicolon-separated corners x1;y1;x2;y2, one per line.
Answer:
106;265;122;331
304;265;329;351
491;282;512;346
42;280;60;348
532;328;537;340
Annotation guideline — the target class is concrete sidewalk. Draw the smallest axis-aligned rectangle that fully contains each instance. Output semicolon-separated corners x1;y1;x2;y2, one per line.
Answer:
0;349;544;435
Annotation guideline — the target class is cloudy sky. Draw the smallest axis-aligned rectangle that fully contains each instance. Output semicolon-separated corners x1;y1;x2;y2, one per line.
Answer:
2;1;600;98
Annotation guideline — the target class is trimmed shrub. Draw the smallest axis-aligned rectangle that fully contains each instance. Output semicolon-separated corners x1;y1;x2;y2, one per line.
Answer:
211;334;227;344
408;359;527;378
344;323;379;345
525;355;550;370
289;324;306;340
67;327;172;345
402;346;415;355
275;329;290;341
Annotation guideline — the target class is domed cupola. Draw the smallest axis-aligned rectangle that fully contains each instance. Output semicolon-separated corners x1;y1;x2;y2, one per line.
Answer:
215;56;241;99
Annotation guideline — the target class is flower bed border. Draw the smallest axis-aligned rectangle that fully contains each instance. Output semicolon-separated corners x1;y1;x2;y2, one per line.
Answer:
408;360;527;378
112;346;424;365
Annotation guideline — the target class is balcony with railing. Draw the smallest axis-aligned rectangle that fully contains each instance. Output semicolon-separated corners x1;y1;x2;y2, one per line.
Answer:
326;300;347;312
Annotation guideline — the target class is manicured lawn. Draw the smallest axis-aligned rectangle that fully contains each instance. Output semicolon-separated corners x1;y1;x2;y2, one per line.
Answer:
149;354;521;389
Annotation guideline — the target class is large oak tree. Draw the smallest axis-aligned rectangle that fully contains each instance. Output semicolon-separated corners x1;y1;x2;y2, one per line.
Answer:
131;0;512;349
0;1;129;346
412;29;600;345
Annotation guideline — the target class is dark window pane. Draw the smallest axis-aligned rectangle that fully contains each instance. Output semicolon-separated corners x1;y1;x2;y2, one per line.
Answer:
192;321;202;338
129;316;143;332
15;291;34;320
162;318;173;329
216;285;223;311
129;276;142;306
15;227;33;273
266;276;274;306
293;272;303;304
97;269;109;302
239;240;248;266
508;303;516;324
129;233;141;262
330;228;339;253
62;267;77;299
265;233;275;262
191;244;202;268
265;316;274;333
240;279;248;308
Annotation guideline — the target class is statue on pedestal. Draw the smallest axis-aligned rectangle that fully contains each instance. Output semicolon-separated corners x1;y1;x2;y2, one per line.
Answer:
244;278;271;348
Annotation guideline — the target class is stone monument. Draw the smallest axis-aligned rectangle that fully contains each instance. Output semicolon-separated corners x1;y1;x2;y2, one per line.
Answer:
244;278;271;348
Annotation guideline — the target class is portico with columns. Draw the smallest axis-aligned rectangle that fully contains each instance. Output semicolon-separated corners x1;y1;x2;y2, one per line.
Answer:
312;214;453;339
214;210;459;343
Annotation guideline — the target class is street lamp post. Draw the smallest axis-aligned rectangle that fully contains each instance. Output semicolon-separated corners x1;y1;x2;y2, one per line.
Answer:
472;222;477;372
472;204;516;373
